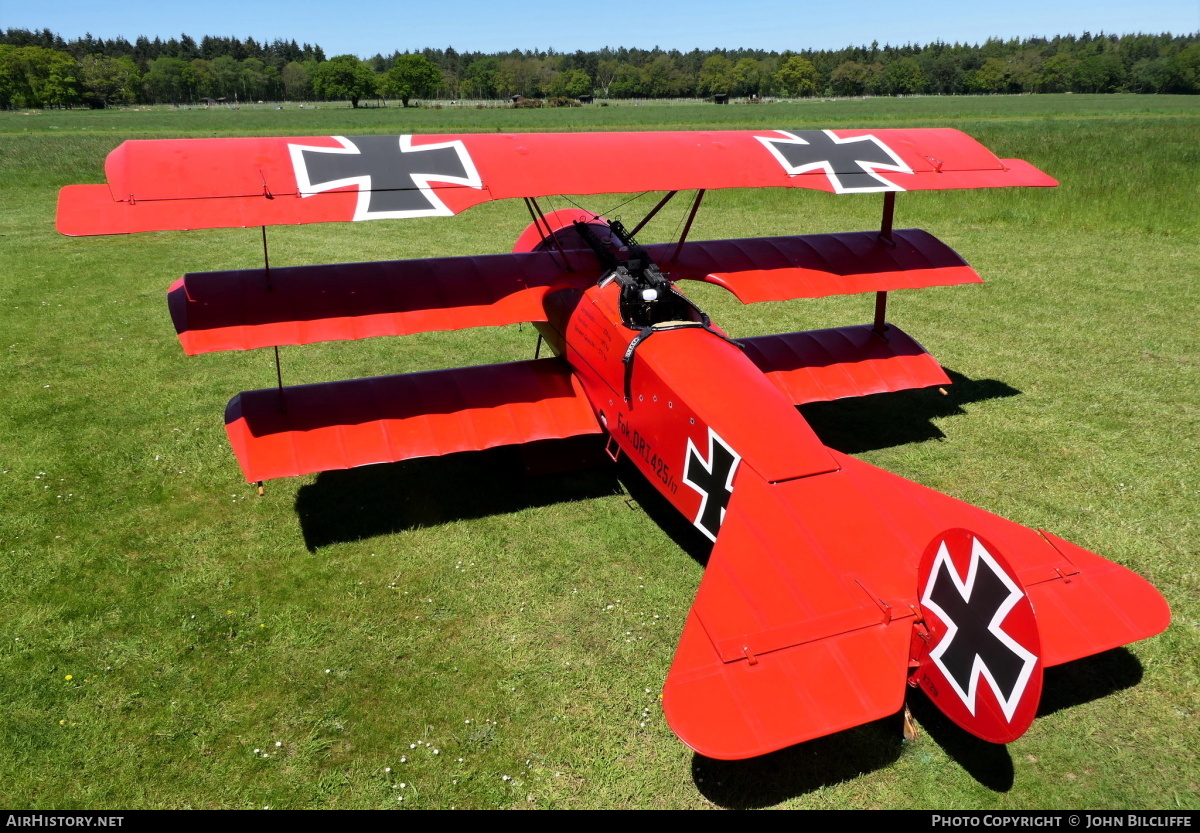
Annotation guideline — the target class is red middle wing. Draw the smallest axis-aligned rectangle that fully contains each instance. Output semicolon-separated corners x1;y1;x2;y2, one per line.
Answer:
167;228;977;355
651;229;981;303
170;251;596;355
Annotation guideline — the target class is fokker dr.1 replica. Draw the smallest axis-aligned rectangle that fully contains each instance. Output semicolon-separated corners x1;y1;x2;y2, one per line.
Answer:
59;128;1169;759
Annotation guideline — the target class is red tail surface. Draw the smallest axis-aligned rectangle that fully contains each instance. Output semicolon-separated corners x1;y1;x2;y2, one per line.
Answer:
662;456;1168;759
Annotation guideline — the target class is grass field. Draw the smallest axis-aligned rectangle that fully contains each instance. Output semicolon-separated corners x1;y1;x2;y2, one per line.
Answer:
1;95;1197;810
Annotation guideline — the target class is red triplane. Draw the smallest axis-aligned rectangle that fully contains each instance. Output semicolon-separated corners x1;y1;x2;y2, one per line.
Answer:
59;128;1168;759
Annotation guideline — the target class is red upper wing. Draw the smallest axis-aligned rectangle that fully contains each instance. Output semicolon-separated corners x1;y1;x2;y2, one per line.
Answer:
58;129;1056;236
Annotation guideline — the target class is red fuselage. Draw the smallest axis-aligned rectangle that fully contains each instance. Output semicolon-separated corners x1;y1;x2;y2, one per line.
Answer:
537;279;838;544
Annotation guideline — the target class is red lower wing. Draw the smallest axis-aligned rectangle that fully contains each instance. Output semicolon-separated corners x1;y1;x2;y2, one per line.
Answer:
740;324;951;405
225;358;601;482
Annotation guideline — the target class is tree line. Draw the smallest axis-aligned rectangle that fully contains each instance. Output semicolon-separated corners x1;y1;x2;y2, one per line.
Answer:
2;27;1197;109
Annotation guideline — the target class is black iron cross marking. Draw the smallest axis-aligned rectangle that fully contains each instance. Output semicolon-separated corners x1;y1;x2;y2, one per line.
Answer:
289;135;481;220
756;129;911;193
922;539;1037;719
683;429;741;542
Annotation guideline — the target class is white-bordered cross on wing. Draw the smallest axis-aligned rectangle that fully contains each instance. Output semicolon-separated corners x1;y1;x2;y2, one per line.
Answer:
288;135;482;220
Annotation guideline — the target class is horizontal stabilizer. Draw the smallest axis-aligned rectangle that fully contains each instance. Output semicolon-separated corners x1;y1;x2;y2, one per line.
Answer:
225;358;602;482
739;324;951;405
836;455;1169;668
657;229;981;303
1021;530;1173;668
665;605;911;760
170;252;592;354
663;451;1168;758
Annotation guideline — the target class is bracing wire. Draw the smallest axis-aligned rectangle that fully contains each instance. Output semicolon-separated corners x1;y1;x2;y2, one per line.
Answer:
557;191;652;224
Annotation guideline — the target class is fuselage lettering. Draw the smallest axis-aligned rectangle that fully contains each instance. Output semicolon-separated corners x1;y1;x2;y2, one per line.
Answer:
616;412;678;493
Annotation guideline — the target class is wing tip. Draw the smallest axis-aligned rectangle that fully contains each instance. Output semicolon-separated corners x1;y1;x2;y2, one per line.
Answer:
999;159;1059;188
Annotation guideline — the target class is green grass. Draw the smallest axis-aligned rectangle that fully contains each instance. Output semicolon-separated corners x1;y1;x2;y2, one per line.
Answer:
1;95;1197;809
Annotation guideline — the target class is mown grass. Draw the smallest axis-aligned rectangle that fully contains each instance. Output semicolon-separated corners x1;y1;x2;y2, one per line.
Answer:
0;95;1197;809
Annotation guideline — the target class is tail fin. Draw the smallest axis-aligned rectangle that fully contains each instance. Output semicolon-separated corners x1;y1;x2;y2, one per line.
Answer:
912;529;1043;744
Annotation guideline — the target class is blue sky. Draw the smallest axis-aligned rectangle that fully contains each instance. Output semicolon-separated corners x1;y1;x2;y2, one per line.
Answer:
5;0;1197;56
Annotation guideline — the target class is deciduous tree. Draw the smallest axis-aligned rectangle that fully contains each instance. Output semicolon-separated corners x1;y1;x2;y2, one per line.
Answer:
884;57;925;95
281;61;311;100
381;54;440;106
698;55;735;95
311;54;377;107
79;54;139;106
775;56;818;97
143;56;193;103
545;67;591;98
0;45;81;108
830;60;868;96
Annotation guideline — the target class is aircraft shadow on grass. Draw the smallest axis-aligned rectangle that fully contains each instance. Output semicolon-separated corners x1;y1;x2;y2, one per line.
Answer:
290;362;1143;798
689;648;1145;805
799;367;1021;454
294;435;622;551
295;367;1018;553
